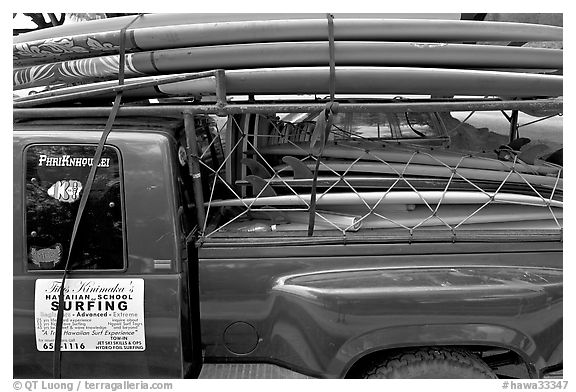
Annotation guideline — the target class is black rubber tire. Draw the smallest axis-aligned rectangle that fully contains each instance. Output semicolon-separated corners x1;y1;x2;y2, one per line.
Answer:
363;347;497;379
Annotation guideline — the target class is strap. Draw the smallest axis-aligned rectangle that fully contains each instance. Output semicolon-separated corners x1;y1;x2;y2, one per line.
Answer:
327;13;336;101
308;14;337;236
52;93;123;379
52;13;142;379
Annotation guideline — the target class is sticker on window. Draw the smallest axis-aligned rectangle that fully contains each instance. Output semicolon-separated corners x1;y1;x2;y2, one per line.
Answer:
47;179;83;203
35;279;145;351
30;244;62;268
178;145;187;166
38;154;111;168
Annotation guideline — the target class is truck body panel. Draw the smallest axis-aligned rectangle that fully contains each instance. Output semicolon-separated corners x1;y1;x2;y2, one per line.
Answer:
198;242;561;377
13;127;198;378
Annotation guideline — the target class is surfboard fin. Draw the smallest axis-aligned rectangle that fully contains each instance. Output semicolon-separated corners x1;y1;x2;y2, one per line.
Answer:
518;143;553;165
282;156;313;179
245;175;277;197
241;158;272;179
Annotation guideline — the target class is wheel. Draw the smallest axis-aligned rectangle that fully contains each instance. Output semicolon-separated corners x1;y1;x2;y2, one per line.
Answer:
362;347;497;379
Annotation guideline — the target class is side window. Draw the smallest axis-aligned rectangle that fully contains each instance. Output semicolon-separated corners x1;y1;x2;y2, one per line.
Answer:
25;145;124;271
330;112;394;139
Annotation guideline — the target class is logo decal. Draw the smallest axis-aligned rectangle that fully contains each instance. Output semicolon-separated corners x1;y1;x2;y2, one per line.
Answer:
38;154;110;168
30;244;63;268
178;146;188;166
47;180;83;203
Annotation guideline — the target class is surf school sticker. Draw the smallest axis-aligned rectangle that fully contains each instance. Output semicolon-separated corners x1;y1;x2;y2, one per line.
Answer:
30;244;62;268
47;180;83;203
34;279;145;351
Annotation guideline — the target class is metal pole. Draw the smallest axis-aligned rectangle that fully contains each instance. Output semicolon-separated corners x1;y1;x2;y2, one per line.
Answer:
13;98;563;119
214;69;227;108
183;112;207;232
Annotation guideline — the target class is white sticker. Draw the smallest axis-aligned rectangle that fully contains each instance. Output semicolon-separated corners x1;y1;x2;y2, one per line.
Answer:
30;244;62;268
47;180;83;203
178;145;188;166
34;279;145;351
38;154;111;168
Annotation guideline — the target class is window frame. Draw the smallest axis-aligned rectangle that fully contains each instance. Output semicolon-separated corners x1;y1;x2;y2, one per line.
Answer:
389;112;448;141
22;143;128;274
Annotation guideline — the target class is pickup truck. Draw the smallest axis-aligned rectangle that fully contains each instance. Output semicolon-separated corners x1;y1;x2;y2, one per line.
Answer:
13;103;563;379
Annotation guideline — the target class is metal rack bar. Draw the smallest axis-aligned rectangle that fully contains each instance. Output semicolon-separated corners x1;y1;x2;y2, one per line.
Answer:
13;69;227;108
13;98;563;119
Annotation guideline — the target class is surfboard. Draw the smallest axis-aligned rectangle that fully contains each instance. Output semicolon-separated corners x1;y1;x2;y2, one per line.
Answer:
14;17;563;67
274;160;562;189
258;143;561;176
205;191;561;208
314;202;562;220
13;66;564;103
98;66;566;98
13;42;563;90
307;204;558;227
238;159;561;197
235;176;561;200
218;204;561;232
261;218;563;232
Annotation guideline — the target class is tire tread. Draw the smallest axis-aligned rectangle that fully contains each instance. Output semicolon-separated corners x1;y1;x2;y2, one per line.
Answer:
363;347;496;379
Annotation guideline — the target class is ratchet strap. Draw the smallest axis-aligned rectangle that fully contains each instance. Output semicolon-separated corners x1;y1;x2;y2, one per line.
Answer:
308;13;337;236
52;14;142;378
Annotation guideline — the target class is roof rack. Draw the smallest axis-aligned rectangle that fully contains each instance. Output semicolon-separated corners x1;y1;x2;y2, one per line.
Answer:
13;69;229;109
13;97;563;119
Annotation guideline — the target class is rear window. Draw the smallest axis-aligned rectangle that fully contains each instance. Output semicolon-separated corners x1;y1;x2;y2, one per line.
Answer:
24;145;124;271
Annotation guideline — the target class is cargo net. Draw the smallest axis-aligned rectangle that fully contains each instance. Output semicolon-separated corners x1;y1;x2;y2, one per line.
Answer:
194;111;562;240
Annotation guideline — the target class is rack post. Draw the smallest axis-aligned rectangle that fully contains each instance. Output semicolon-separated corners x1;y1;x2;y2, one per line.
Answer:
215;69;227;109
183;111;207;233
509;109;519;143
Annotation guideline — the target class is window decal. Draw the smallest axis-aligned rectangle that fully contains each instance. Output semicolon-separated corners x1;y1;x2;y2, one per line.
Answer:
47;179;83;203
30;244;63;268
38;154;111;168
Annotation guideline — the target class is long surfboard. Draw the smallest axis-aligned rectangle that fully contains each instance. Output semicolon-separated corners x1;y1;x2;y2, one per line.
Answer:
275;160;562;189
13;42;563;90
217;204;561;232
235;176;562;200
14;17;563;66
239;158;561;197
258;143;561;176
13;66;564;102
106;66;566;99
265;218;563;232
206;191;562;208
259;204;561;229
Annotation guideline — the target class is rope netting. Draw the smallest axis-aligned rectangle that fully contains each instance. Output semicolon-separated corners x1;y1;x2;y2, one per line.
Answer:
192;111;562;240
